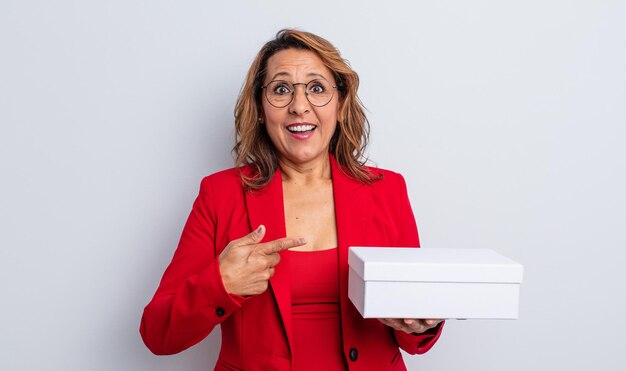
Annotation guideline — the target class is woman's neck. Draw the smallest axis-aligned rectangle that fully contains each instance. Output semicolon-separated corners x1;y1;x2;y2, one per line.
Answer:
278;154;332;186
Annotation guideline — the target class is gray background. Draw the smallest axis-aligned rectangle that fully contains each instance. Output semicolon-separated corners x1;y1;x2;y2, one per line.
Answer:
1;1;624;370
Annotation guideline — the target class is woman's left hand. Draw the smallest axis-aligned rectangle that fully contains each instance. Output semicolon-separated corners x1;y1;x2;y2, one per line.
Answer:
378;318;443;334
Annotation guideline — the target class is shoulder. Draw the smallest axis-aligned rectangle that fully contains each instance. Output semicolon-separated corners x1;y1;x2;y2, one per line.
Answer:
365;165;404;179
199;166;247;194
201;167;242;184
363;165;408;189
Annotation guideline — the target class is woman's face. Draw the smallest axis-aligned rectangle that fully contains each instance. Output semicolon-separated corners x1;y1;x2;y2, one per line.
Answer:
261;48;339;167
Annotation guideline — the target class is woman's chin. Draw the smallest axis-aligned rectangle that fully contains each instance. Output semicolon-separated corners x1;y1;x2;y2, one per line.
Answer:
279;150;330;167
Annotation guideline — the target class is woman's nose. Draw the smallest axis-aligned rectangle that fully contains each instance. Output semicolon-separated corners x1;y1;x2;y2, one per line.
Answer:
288;85;311;115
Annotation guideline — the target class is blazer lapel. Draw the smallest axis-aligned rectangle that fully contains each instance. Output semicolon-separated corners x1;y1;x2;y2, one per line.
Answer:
330;156;374;345
244;168;294;351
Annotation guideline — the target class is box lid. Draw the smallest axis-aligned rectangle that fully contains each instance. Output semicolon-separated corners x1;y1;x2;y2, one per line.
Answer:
348;247;523;283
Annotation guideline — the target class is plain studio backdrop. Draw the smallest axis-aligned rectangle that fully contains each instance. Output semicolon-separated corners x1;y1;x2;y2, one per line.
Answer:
1;1;624;370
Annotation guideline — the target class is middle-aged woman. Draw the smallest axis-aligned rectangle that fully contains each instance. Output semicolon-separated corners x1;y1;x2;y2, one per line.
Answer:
140;29;444;370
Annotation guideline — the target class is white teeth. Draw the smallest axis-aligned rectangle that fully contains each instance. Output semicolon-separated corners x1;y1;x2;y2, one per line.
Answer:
287;124;316;133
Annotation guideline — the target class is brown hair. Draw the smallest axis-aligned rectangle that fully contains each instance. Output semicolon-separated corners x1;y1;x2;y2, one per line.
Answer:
233;29;375;189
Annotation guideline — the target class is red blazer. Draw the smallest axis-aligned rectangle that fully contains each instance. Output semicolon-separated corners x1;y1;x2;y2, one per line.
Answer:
140;156;443;370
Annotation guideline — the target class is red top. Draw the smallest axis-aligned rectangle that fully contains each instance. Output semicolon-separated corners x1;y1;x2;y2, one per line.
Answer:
287;248;347;370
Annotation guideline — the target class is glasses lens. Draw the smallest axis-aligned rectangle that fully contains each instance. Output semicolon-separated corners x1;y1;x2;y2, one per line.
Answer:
305;79;334;107
265;81;293;108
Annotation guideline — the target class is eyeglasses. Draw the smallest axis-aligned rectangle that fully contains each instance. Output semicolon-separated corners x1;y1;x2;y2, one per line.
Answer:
262;79;337;108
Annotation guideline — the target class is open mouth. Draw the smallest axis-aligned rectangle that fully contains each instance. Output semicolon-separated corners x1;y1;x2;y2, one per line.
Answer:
287;124;316;134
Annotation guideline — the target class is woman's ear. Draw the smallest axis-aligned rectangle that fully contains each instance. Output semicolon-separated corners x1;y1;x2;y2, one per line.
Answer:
337;105;345;124
337;108;345;123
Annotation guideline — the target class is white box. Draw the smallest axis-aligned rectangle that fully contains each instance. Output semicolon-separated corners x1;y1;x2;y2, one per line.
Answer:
348;247;523;319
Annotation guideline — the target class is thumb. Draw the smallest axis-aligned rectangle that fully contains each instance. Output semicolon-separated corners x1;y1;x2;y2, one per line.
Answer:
234;224;266;247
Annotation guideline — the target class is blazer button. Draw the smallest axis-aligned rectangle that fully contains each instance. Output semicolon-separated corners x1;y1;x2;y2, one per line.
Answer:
215;307;226;317
349;347;358;361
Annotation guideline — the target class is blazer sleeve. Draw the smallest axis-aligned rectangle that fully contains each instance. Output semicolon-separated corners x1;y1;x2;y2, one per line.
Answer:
140;176;248;355
389;172;444;355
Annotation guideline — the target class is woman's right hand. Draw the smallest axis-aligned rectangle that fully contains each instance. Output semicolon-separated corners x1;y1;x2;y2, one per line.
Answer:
218;225;306;296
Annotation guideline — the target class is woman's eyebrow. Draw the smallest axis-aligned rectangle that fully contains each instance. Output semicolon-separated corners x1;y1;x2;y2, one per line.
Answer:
269;71;328;81
306;72;326;79
269;72;291;81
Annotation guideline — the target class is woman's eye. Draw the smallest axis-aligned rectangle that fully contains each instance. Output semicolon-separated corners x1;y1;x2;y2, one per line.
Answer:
273;84;291;95
309;84;325;94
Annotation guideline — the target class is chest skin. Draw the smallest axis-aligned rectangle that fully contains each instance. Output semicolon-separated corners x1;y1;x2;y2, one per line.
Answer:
282;178;338;251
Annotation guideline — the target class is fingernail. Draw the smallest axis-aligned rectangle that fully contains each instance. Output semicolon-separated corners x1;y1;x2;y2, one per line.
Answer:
299;238;307;244
255;225;264;234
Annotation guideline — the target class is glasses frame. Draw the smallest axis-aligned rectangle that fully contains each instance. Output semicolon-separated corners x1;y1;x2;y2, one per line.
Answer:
261;78;337;108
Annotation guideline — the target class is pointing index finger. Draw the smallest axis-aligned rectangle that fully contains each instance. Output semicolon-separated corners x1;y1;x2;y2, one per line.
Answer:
256;237;307;255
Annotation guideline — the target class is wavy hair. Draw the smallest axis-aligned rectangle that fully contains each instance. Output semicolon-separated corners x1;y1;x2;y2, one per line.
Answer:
233;29;375;189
